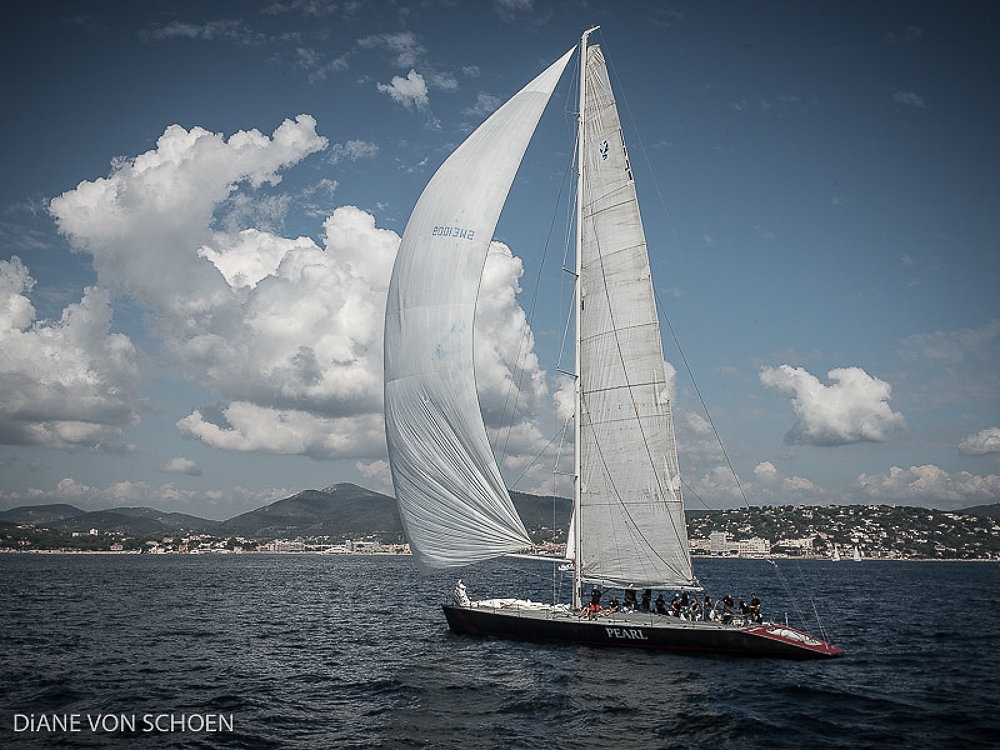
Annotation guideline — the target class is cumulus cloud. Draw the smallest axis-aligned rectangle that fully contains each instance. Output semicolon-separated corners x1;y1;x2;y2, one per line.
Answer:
680;459;826;509
162;457;202;476
959;427;1000;456
476;243;548;427
376;69;429;110
198;230;316;291
753;461;779;482
751;460;817;494
177;402;386;460
688;465;746;505
46;114;561;486
0;257;140;451
760;364;905;445
857;464;1000;509
50;115;327;318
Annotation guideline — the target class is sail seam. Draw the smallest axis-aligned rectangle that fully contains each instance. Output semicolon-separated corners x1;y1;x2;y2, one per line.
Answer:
583;190;635;214
581;379;666;393
580;322;661;342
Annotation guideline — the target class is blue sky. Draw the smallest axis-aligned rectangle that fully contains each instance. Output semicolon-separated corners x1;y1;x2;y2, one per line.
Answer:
1;1;997;519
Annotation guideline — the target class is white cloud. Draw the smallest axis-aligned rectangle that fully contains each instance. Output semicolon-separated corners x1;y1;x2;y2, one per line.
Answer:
46;115;560;482
198;230;315;291
358;31;425;68
356;459;392;494
162;457;202;476
747;461;819;503
376;69;429;111
188;204;398;417
329;139;379;164
50;115;328;318
959;427;1000;456
857;464;1000;509
0;257;140;451
760;364;905;445
476;242;548;427
754;461;778;482
177;403;386;459
145;20;260;45
892;90;927;109
900;319;999;363
688;465;746;506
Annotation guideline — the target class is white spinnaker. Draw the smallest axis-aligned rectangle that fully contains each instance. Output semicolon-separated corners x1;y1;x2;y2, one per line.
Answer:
384;48;574;571
577;45;695;589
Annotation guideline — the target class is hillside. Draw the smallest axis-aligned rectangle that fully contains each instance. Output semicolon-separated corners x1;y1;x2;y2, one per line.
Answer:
221;483;401;539
0;504;85;524
50;507;222;535
955;503;1000;520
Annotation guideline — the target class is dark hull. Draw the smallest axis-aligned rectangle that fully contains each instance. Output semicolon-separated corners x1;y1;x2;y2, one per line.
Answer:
443;604;843;659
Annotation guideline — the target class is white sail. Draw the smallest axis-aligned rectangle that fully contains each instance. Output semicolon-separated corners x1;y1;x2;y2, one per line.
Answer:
575;44;695;589
384;48;575;570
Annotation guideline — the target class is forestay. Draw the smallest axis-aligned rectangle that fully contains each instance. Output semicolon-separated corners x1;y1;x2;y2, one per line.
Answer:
576;44;696;589
384;48;575;570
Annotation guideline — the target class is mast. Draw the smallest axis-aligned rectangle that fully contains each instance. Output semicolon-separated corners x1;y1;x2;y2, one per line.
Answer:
572;25;599;610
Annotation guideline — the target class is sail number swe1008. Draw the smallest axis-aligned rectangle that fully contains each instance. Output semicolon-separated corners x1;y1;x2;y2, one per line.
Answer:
432;225;476;241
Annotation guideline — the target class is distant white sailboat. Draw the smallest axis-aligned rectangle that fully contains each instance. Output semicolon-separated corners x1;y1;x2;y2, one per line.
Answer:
832;544;842;562
853;545;862;562
383;28;842;658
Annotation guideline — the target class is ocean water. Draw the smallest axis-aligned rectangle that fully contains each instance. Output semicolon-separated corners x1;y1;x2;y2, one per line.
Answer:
1;554;998;749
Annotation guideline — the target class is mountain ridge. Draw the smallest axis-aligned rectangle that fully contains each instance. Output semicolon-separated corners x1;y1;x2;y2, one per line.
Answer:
2;486;997;544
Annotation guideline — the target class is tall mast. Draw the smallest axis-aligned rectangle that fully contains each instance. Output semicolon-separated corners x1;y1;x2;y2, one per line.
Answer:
572;25;598;610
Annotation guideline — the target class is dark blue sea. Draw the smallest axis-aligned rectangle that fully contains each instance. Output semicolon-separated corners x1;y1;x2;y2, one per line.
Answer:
1;554;998;749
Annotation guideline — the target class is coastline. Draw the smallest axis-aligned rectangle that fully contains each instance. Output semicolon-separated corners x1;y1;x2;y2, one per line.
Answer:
1;548;995;562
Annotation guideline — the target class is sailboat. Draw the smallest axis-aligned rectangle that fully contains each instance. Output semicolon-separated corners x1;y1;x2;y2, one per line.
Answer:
853;545;862;562
832;544;842;562
384;29;842;658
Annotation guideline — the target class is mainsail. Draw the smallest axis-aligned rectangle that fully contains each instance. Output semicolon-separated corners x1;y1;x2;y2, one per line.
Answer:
575;44;695;589
384;48;575;570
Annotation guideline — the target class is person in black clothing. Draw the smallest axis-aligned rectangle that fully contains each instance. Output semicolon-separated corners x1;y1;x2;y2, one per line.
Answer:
721;594;735;624
640;589;651;611
670;592;682;617
623;589;638;612
607;594;620;613
655;594;668;615
749;593;762;623
702;593;713;621
737;595;749;621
